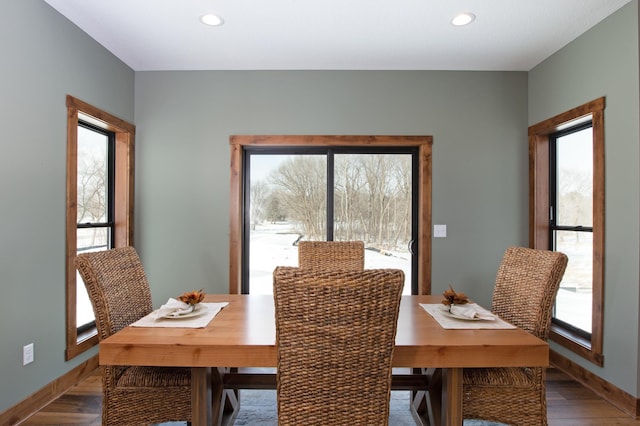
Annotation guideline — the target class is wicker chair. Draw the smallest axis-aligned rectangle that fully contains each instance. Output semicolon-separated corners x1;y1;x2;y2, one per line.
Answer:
462;246;568;426
297;240;365;270
273;266;404;426
75;246;192;426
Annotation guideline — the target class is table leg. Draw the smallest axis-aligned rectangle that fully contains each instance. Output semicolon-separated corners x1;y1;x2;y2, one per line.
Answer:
425;367;442;425
441;368;463;426
409;368;439;426
191;367;212;426
214;368;239;425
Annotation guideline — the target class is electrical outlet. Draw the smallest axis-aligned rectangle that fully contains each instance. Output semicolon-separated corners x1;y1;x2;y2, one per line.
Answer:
434;224;447;238
23;343;34;365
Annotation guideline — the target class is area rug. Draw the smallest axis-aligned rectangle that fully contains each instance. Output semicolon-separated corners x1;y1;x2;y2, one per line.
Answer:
161;390;504;425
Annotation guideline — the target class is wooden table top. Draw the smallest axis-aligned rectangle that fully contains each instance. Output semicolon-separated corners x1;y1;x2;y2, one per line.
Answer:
99;294;548;369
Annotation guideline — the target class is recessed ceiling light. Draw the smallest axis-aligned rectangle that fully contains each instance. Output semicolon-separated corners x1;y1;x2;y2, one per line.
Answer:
201;13;224;27
451;12;475;27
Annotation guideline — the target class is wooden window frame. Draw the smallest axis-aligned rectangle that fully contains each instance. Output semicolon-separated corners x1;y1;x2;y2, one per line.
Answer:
229;135;433;295
528;97;605;366
65;95;135;360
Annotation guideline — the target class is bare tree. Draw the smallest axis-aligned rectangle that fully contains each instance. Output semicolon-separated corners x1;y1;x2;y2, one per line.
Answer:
359;155;395;248
269;156;326;240
334;156;366;240
388;155;412;248
267;153;412;250
558;168;592;243
77;157;106;223
250;179;269;230
265;191;286;223
558;169;593;225
77;156;107;249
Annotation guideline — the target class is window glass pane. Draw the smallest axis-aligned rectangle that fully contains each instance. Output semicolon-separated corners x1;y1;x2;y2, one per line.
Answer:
334;154;412;293
76;125;110;330
77;227;110;252
76;227;110;328
77;126;109;224
76;269;95;328
556;127;593;227
554;231;592;334
553;124;593;336
249;155;327;294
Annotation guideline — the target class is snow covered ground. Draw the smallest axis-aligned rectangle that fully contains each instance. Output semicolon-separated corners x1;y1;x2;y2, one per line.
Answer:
249;222;412;295
554;289;591;332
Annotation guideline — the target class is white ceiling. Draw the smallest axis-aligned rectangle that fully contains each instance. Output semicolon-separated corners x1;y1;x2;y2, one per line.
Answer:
43;0;632;72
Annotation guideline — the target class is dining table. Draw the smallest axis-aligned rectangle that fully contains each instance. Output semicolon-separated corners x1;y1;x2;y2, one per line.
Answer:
99;294;549;426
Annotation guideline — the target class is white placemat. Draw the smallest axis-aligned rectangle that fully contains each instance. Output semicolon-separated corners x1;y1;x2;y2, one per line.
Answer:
420;303;516;329
131;302;229;328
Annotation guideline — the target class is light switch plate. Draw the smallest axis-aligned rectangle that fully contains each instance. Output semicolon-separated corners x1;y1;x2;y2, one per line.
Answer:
23;343;34;365
434;224;447;238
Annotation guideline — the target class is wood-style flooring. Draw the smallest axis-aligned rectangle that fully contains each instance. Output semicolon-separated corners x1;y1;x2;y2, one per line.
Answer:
19;368;640;425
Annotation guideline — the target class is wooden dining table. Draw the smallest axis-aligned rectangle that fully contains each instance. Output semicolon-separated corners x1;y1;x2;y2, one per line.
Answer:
99;294;548;426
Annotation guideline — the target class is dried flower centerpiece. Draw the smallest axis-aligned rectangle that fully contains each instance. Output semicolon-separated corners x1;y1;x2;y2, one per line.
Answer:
178;289;206;307
441;285;469;312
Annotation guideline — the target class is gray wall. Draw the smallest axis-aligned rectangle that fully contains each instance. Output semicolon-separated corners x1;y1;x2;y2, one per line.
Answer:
134;70;528;309
529;1;640;396
1;0;638;416
0;0;134;412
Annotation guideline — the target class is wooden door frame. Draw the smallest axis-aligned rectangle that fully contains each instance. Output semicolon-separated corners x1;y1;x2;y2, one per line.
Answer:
229;135;433;295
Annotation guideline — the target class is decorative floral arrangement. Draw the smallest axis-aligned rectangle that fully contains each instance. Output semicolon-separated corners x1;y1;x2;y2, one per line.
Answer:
178;289;206;306
441;285;469;306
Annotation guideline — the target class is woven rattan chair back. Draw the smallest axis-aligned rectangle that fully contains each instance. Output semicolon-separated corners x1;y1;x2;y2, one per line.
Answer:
297;240;365;270
75;246;192;425
75;246;153;341
462;246;568;426
491;246;568;340
273;266;403;426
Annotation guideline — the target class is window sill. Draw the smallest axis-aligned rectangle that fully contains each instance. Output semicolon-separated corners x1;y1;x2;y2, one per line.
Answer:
550;324;603;367
65;328;98;361
78;326;98;344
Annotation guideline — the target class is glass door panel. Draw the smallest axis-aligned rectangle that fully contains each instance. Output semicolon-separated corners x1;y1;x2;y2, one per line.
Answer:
248;154;327;294
334;154;412;294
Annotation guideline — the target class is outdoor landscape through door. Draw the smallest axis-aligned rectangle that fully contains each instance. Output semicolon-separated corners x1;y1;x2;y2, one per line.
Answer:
243;147;418;295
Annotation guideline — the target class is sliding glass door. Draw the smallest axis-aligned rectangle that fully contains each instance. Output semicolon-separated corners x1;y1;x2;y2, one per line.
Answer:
244;147;417;295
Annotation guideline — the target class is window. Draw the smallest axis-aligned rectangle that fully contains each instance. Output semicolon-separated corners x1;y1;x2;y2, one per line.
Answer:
65;96;135;360
75;123;114;336
550;122;593;338
528;97;604;366
230;135;433;295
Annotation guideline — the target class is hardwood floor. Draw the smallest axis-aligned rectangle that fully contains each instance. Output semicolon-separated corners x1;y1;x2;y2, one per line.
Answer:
20;371;102;426
545;368;640;425
19;368;640;425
